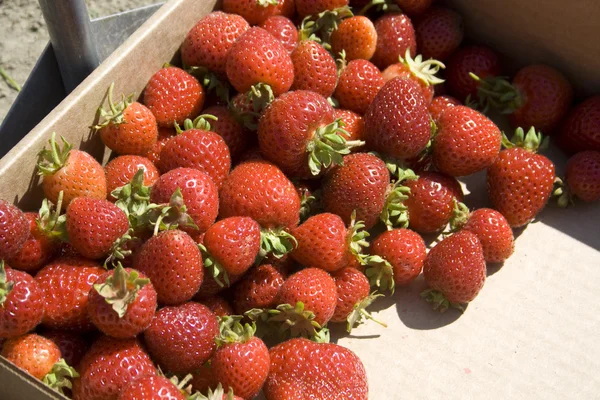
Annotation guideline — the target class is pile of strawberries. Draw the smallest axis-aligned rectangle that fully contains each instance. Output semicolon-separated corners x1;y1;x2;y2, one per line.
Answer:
1;0;600;399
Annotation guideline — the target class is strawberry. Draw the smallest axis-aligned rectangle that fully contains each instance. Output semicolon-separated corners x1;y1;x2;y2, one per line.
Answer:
381;53;443;105
143;302;218;375
445;45;502;102
35;257;105;331
73;336;155;400
201;216;261;286
422;230;486;311
487;127;555;227
428;95;461;122
371;13;416;69
460;208;514;263
40;329;90;368
296;0;350;17
201;295;234;317
37;133;107;206
275;267;337;326
219;160;301;229
334;109;365;149
143;66;204;127
560;151;600;203
181;11;250;77
202;105;248;161
157;117;231;189
87;264;157;338
143;127;175;165
290;40;338;98
334;59;384;114
9;211;54;273
66;197;130;260
370;228;426;285
0;199;29;260
432;105;502;177
119;375;185;400
96;84;158;156
394;0;434;16
291;212;368;272
134;229;204;305
260;15;299;53
555;96;600;154
223;0;295;25
212;318;270;399
0;262;44;338
232;264;285;314
264;338;368;399
226;27;294;97
258;90;363;178
322;152;389;229
415;6;464;61
105;155;160;201
331;16;378;61
364;77;431;160
150;168;219;234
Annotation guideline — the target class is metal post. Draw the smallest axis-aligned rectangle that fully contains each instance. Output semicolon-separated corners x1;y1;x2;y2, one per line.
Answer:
38;0;100;93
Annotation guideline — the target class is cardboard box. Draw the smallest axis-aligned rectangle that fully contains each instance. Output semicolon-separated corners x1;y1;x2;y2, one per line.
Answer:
0;0;599;399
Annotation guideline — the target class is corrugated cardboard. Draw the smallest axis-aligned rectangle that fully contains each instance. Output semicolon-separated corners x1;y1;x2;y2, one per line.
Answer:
0;0;599;399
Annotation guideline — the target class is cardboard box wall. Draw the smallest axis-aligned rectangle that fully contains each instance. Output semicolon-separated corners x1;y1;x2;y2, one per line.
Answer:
0;0;599;398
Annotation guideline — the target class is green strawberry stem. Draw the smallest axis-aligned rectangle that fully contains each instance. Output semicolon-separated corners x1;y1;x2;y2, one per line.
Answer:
399;49;445;87
299;188;321;223
347;292;387;333
187;66;231;103
215;315;256;346
363;255;395;294
151;188;198;235
94;262;149;318
469;72;523;115
348;210;370;261
0;261;14;306
175;114;218;134
113;169;158;232
553;177;573;208
307;118;365;176
104;229;134;268
41;358;79;395
358;0;400;15
335;50;347;76
198;243;230;288
94;82;134;129
420;288;465;313
37;191;68;242
502;126;549;153
380;172;417;230
299;6;354;49
448;200;471;231
257;228;297;263
37;132;72;176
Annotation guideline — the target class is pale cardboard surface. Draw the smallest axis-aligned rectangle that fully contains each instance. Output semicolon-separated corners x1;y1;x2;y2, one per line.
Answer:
0;0;599;399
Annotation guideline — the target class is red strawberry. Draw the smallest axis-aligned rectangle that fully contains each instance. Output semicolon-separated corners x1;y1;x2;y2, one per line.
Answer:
275;267;337;326
260;15;299;53
334;109;365;148
296;0;349;17
212;318;270;399
226;27;294;97
561;151;600;203
87;265;157;338
422;231;485;311
371;13;417;69
203;105;249;160
461;208;514;263
150;168;219;234
429;95;461;122
290;41;338;98
2;333;60;379
157;119;231;189
36;257;105;331
370;228;427;285
364;77;431;159
445;45;502;102
219;160;301;229
415;6;464;61
264;338;368;399
201;295;234;317
105;155;160;201
119;375;184;400
432;105;502;177
394;0;434;16
0;199;29;260
331;16;378;61
37;134;107;206
134;229;204;305
487;127;555;227
143;66;204;127
223;0;295;25
143;302;218;375
40;329;90;368
181;11;250;77
66;197;129;260
73;336;155;400
258;90;361;179
232;264;285;314
555;96;600;154
322;152;389;229
143;127;175;165
0;262;44;338
334;59;384;114
96;84;158;156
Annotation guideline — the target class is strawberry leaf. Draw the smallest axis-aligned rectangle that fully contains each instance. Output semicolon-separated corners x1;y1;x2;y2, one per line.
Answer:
257;0;278;6
470;72;522;115
399;48;445;87
363;255;395;294
299;6;353;49
37;132;72;175
215;315;256;346
420;288;465;313
0;261;14;306
348;211;370;261
257;228;297;263
93;82;134;129
37;191;68;242
347;292;387;333
198;243;230;288
41;358;79;395
93;262;149;318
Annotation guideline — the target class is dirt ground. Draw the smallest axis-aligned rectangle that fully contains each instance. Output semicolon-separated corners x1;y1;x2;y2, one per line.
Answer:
0;0;158;124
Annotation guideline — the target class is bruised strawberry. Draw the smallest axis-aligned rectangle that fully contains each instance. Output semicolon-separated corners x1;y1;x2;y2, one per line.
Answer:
232;264;285;314
0;200;29;260
415;6;464;61
331;16;378;61
445;45;502;102
429;95;461;122
562;151;600;203
119;375;184;400
371;13;417;69
0;263;44;338
556;96;600;154
370;228;426;285
335;59;384;114
260;15;299;53
203;105;248;160
290;41;338;98
461;208;514;263
105;156;159;201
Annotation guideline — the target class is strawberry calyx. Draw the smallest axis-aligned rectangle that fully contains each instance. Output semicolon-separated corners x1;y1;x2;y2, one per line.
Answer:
299;6;354;50
37;132;73;176
150;188;198;235
188;383;235;400
41;358;79;395
215;315;256;346
363;255;395;294
257;228;297;263
94;262;149;318
553;177;573;208
0;261;14;306
175;114;219;134
93;82;134;129
188;66;231;103
470;72;522;115
347;292;387;333
198;243;230;288
420;288;465;313
299;188;321;223
358;0;401;15
307;118;365;176
347;211;370;261
37;191;68;242
112;169;157;232
502;126;549;153
399;49;446;87
104;229;134;268
335;49;347;76
230;83;275;131
257;0;278;6
380;168;418;229
448;200;471;231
